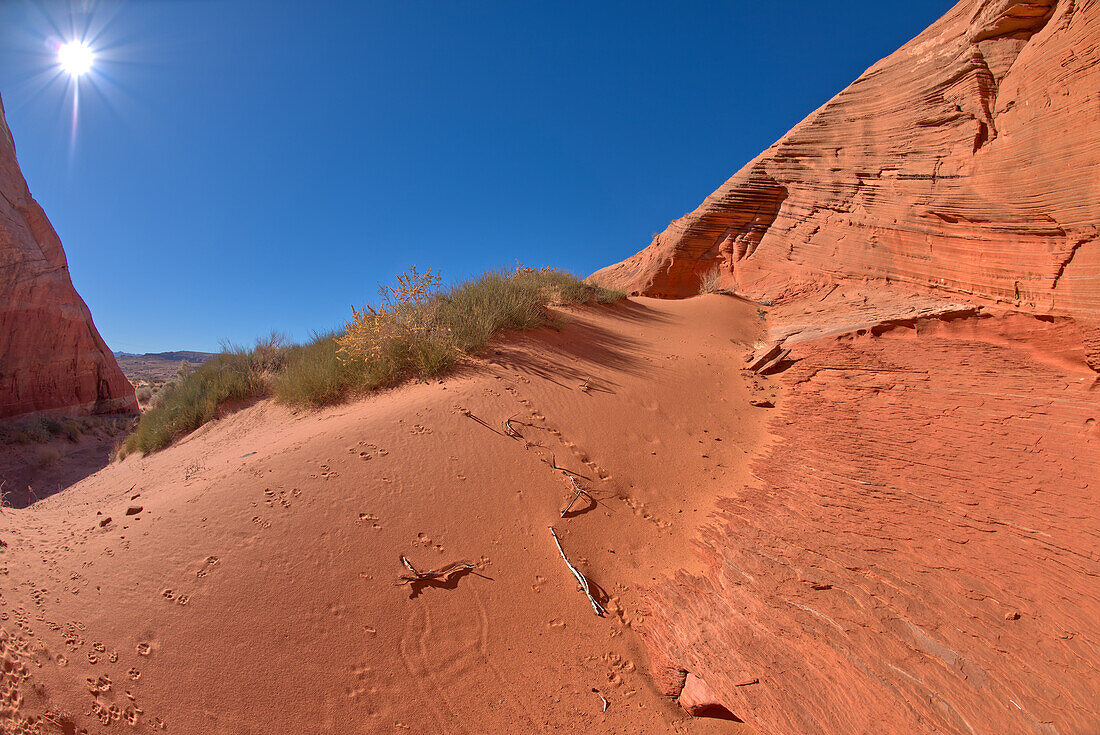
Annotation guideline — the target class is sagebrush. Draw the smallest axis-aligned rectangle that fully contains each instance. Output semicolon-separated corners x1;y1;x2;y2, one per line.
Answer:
123;267;623;454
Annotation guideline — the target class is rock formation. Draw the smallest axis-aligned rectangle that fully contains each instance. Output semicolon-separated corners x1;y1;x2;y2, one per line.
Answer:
0;93;136;419
593;1;1100;733
591;0;1099;366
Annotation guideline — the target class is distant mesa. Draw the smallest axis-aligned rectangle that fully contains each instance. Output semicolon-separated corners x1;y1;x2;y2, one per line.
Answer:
115;351;216;389
114;351;215;362
0;93;137;419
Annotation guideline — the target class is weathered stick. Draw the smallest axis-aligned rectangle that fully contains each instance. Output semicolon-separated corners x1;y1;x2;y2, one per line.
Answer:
548;526;606;616
560;476;593;517
397;556;476;586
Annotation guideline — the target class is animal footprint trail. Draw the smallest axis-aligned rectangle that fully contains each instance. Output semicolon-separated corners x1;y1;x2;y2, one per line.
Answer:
497;387;615;484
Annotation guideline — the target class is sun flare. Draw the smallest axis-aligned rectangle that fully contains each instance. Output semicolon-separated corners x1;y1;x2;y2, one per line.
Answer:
58;40;95;77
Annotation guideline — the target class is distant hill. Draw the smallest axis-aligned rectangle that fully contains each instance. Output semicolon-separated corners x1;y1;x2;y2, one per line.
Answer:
116;350;217;388
115;350;215;362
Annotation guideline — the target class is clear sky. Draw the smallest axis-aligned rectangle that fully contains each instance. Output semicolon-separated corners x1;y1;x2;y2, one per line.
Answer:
0;0;955;353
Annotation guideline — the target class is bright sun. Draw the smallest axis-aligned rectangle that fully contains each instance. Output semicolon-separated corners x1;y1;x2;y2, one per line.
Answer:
58;41;95;77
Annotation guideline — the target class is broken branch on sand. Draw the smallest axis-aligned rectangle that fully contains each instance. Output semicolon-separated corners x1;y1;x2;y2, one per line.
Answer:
548;526;606;616
560;475;593;517
397;556;476;587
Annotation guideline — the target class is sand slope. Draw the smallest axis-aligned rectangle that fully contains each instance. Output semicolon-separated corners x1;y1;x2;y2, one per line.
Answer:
1;295;766;734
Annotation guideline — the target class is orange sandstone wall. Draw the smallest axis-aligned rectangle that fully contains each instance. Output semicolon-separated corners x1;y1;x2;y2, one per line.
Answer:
593;1;1100;733
591;0;1099;364
0;94;136;418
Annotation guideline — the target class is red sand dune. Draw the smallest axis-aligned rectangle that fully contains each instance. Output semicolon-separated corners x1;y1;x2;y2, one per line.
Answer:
3;0;1098;732
1;296;773;734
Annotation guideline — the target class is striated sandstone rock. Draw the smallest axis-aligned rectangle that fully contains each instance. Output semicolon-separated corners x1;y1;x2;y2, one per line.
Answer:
641;312;1100;734
590;0;1100;365
0;94;136;418
592;1;1100;733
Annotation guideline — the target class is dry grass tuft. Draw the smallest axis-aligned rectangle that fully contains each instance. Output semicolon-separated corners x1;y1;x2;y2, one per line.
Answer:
35;447;61;467
123;267;624;455
698;264;731;295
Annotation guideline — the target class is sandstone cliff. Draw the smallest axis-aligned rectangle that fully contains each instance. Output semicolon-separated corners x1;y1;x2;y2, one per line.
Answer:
0;94;136;418
592;0;1099;366
593;1;1100;733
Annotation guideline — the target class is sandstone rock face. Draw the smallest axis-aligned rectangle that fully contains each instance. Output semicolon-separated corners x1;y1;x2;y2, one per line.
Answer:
591;0;1099;364
0;94;136;419
592;1;1100;733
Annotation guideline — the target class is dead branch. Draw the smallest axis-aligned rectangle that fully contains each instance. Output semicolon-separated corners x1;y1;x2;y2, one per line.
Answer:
397;556;476;586
560;475;593;517
460;409;505;437
548;526;606;616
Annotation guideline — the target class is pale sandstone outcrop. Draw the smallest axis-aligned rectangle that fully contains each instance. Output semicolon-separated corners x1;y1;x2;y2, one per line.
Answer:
0;94;136;418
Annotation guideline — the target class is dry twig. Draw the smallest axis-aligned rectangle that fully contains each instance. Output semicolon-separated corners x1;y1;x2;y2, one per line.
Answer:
560;476;592;517
548;526;606;616
397;556;476;586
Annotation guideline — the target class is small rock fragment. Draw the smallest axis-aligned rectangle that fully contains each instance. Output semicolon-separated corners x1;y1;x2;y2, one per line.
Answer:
125;506;143;516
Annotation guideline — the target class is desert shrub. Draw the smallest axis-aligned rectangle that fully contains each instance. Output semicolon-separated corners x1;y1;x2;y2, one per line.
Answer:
335;266;623;386
35;447;60;467
0;416;83;444
274;333;374;407
135;386;153;404
122;333;288;456
698;265;728;295
124;267;623;454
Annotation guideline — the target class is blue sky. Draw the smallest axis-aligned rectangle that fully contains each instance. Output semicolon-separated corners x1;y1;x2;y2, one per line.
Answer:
0;1;955;353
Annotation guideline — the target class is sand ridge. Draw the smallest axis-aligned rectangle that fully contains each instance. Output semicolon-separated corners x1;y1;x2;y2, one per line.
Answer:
0;295;767;734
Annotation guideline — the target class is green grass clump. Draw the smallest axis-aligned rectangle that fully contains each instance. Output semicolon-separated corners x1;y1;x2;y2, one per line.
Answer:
121;334;286;456
125;268;623;455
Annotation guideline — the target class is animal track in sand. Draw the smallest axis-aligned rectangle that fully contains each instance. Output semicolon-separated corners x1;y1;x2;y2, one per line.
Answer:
501;393;614;482
349;441;388;460
196;555;220;577
357;513;382;529
127;667;141;680
346;663;377;699
263;487;296;509
414;533;444;553
136;642;151;656
619;494;671;530
409;423;433;435
309;462;340;480
86;674;111;693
